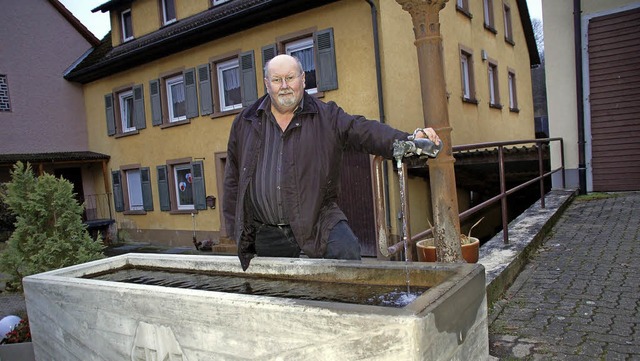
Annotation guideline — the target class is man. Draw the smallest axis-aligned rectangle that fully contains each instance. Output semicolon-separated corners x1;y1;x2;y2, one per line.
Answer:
223;54;440;270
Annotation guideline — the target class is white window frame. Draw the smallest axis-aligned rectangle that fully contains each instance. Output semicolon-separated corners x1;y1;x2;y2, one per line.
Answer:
508;71;517;109
217;58;242;112
166;75;187;123
484;0;494;28
286;37;317;94
504;3;513;42
488;63;499;106
125;169;144;211
162;0;177;25
212;0;231;5
118;89;136;133
121;9;133;42
461;53;471;100
173;163;195;210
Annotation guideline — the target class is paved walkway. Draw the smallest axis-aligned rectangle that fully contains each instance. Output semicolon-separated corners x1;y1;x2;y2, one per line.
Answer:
489;192;640;360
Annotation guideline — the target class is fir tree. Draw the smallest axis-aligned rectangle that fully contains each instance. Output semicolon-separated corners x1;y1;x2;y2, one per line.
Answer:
0;162;104;290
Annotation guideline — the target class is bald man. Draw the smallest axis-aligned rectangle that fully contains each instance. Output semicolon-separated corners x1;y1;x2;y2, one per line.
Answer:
224;55;439;270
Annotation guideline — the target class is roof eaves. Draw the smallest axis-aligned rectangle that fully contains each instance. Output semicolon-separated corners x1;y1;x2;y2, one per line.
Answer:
516;0;541;67
66;0;339;84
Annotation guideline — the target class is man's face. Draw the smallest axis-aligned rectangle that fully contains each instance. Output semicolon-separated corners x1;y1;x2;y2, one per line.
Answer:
265;57;305;113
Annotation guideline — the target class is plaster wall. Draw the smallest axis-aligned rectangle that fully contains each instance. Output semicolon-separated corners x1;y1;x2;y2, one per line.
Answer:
543;0;639;189
0;0;92;154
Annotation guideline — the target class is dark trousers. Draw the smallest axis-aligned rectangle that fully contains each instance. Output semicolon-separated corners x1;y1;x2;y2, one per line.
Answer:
254;220;361;260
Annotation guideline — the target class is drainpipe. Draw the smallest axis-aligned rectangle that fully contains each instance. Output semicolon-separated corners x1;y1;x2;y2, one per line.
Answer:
365;0;393;228
574;0;587;194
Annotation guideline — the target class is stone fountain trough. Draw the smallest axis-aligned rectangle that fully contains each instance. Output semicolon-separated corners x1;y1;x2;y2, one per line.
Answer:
23;254;489;360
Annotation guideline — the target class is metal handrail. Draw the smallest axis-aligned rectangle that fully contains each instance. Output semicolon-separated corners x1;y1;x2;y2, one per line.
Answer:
375;137;565;256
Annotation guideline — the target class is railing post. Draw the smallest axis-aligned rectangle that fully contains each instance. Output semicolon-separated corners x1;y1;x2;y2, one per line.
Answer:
560;138;566;189
538;142;546;208
498;146;509;244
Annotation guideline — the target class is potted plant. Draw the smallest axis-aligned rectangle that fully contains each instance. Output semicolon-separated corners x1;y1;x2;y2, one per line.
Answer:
416;218;483;263
0;317;35;361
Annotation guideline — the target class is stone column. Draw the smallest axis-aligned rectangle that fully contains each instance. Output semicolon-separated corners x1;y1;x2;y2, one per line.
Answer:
396;0;462;262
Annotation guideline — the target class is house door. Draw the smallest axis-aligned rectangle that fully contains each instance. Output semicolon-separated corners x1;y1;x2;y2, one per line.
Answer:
337;151;377;257
587;7;640;191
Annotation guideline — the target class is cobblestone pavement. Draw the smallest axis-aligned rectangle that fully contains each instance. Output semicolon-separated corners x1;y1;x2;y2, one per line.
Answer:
489;192;640;360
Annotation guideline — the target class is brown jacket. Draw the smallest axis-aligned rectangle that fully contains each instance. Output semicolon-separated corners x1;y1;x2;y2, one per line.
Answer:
223;92;409;270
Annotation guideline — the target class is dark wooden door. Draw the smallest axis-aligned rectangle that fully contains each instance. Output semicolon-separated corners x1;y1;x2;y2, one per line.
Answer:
588;7;640;191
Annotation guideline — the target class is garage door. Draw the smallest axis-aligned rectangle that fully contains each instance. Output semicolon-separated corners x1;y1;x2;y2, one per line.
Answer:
588;7;640;191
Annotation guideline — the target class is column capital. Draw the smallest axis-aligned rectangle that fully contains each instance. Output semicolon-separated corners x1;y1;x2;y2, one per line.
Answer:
396;0;449;39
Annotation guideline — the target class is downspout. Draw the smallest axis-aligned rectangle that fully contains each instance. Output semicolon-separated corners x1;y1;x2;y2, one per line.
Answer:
365;0;393;228
574;0;587;194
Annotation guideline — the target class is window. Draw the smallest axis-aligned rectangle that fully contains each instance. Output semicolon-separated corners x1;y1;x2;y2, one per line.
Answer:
503;2;514;44
483;0;496;32
0;75;10;112
126;169;144;211
161;0;176;25
112;167;153;213
121;9;133;42
166;75;187;122
119;90;135;133
460;48;476;102
174;164;194;210
456;0;471;17
488;62;501;108
217;58;242;111
209;51;257;115
262;28;337;94
105;85;146;136
508;70;518;111
212;0;230;5
157;160;207;212
286;37;317;94
150;69;200;126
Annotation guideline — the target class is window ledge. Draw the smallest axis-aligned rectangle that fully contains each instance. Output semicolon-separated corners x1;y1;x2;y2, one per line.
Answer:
484;24;497;34
160;119;191;129
505;37;515;46
115;130;140;138
489;103;503;109
456;6;473;19
124;210;147;215
170;209;199;215
509;107;520;113
211;108;242;119
462;97;479;105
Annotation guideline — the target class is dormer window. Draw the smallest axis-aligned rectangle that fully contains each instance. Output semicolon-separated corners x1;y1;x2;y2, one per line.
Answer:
162;0;177;25
121;9;134;42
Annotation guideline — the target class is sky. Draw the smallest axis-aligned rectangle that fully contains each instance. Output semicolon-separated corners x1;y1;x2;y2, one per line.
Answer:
60;0;543;40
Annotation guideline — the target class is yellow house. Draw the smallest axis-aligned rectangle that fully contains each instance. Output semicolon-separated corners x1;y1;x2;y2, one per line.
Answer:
65;0;539;255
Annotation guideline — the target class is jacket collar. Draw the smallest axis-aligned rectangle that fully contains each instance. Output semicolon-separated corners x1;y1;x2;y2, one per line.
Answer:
244;92;318;123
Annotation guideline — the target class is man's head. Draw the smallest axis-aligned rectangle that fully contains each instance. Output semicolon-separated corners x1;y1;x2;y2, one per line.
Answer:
264;54;306;114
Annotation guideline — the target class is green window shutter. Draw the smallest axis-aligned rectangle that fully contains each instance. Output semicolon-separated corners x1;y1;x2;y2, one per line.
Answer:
315;28;338;91
150;79;163;126
157;165;171;211
261;44;277;93
141;167;153;211
240;50;258;107
261;44;277;73
105;93;116;136
197;64;213;116
192;160;206;210
184;68;199;119
112;171;124;212
133;84;146;130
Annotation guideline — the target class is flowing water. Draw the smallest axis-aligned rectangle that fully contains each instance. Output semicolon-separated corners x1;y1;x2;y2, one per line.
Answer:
86;267;428;308
396;158;412;294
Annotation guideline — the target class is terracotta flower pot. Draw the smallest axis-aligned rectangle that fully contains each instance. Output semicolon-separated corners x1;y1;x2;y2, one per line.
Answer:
416;237;479;263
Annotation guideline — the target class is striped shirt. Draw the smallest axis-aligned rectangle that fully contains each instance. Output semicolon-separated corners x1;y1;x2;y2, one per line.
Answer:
250;97;303;225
